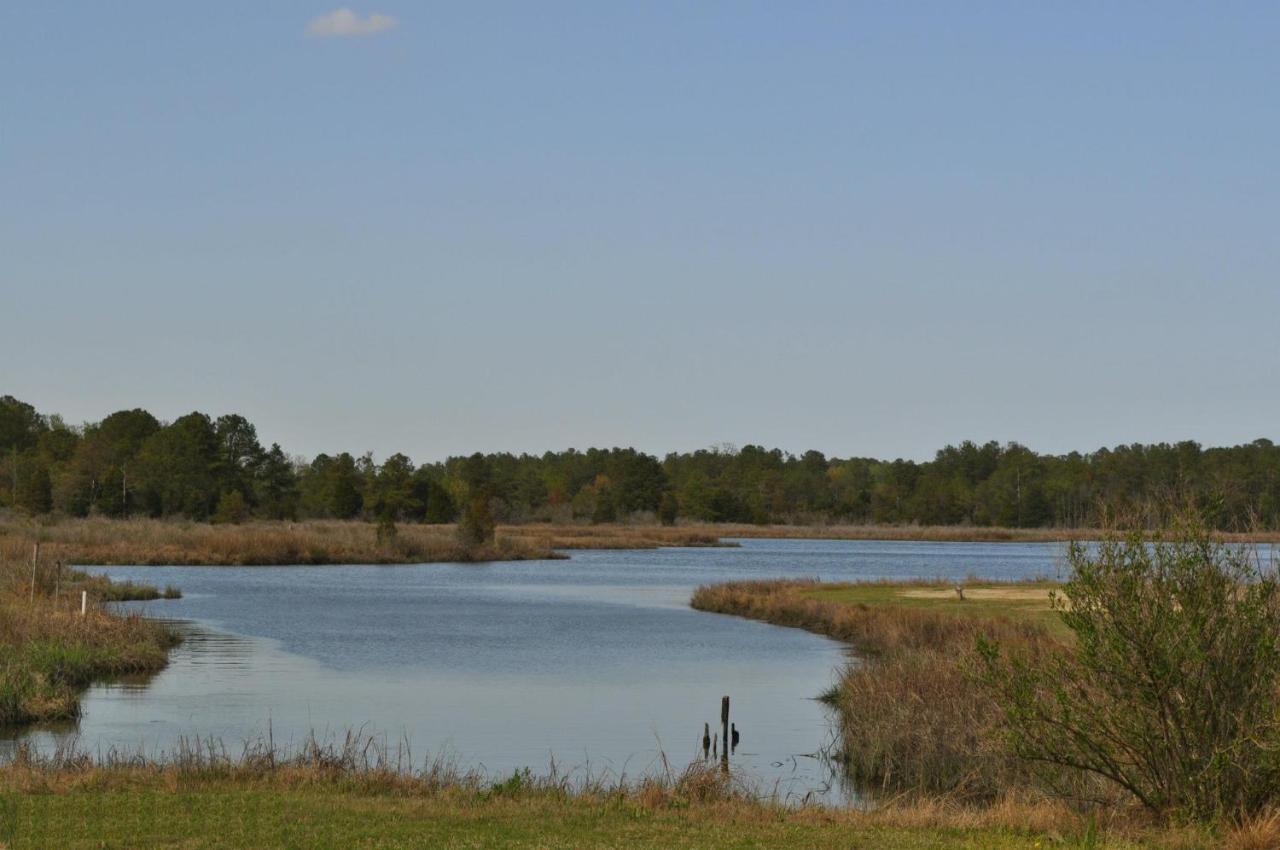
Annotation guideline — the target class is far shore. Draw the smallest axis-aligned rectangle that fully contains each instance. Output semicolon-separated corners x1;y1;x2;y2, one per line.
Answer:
2;517;1278;568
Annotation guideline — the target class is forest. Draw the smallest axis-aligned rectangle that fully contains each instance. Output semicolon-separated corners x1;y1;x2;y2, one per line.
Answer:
2;394;1278;530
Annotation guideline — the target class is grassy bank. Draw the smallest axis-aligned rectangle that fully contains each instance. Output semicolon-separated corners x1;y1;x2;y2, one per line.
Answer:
0;742;1215;850
0;558;178;727
691;579;1066;799
691;579;1060;654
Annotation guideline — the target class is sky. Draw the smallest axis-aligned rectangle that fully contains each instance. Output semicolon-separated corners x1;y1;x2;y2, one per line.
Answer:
2;3;1278;463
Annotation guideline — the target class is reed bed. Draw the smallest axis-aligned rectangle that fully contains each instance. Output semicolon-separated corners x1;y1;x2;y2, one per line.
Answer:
0;518;740;567
691;579;1065;800
0;518;561;566
498;523;730;550
688;522;1280;543
691;579;1050;657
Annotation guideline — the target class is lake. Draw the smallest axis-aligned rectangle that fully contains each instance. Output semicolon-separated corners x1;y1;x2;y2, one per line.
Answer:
3;537;1067;801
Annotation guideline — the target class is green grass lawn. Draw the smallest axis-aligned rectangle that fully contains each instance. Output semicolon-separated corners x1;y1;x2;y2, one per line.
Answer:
801;581;1071;639
0;786;1164;849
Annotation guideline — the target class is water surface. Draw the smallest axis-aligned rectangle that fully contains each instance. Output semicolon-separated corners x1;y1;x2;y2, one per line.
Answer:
5;538;1065;800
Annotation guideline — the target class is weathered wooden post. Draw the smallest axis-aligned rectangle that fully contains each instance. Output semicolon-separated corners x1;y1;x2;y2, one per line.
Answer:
702;722;711;760
81;590;88;617
29;542;40;604
720;695;730;772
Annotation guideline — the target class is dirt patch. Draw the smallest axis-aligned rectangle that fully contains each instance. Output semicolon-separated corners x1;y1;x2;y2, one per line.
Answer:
899;588;1054;602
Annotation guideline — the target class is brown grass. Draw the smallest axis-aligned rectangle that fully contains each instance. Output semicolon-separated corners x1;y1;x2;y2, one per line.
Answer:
0;519;740;567
497;523;730;550
1223;810;1280;850
0;518;566;566
2;519;1276;570
691;579;1069;800
684;522;1280;543
691;579;1050;657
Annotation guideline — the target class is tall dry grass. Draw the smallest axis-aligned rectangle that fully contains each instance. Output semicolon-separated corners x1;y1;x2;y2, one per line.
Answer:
499;523;728;550
692;579;1066;800
686;522;1280;543
0;518;563;566
691;579;1048;656
0;518;738;567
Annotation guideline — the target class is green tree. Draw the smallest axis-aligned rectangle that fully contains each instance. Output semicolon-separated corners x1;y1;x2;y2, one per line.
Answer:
14;461;52;514
254;444;298;520
0;396;42;453
368;453;419;520
214;414;265;501
422;476;457;523
133;413;220;517
657;491;678;526
212;490;249;524
299;453;363;518
457;495;495;548
591;484;617;524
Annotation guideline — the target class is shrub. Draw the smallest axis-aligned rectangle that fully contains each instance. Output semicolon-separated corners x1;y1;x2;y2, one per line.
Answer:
978;521;1280;820
456;497;495;548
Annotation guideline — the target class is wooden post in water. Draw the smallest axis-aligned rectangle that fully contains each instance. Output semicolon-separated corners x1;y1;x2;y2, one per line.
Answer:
720;695;730;773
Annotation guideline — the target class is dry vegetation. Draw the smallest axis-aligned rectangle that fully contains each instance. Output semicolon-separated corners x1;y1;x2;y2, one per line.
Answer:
5;517;1273;570
691;579;1071;800
697;522;1280;543
497;522;728;550
0;518;560;566
0;556;177;726
0;518;741;567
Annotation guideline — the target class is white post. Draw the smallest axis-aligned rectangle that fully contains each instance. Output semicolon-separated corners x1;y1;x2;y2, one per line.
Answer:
81;590;88;617
29;542;40;604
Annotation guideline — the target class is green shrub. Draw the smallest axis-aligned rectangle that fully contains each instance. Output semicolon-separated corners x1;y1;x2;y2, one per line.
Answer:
979;521;1280;820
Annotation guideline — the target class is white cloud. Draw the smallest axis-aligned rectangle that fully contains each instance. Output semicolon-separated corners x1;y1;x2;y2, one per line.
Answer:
306;8;398;38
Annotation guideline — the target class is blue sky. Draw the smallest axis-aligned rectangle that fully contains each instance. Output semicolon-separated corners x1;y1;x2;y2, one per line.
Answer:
2;3;1278;462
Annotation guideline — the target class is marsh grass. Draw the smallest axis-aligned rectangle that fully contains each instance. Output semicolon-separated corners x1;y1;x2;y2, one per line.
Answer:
0;518;738;567
687;522;1280;543
691;579;1072;801
0;558;178;726
0;734;1202;849
691;579;1054;656
500;522;730;550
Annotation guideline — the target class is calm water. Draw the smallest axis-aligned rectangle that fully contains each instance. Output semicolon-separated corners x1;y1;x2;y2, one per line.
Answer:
4;538;1065;800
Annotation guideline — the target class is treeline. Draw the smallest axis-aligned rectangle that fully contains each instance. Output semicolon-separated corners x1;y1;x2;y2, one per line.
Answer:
2;395;1279;530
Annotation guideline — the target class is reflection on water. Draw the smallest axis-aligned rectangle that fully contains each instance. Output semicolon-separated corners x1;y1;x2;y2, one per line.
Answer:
3;538;1065;801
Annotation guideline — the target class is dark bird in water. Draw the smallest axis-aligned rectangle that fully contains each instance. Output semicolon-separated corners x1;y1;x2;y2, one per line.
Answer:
702;723;711;759
731;723;740;752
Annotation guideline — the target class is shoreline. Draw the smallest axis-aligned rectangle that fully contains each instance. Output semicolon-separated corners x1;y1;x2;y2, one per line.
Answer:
5;518;1278;569
0;742;1190;849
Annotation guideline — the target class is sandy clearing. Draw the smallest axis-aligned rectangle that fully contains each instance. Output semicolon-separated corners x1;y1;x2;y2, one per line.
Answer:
899;587;1054;602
